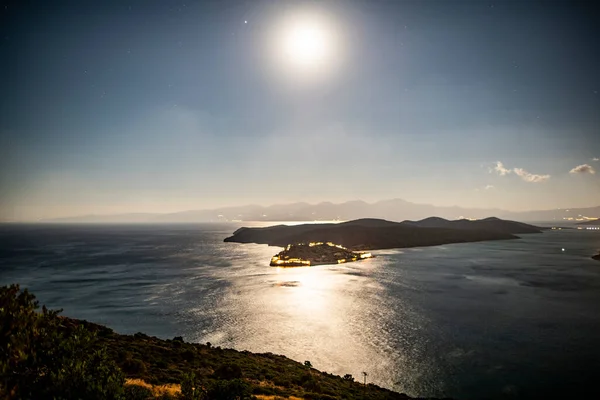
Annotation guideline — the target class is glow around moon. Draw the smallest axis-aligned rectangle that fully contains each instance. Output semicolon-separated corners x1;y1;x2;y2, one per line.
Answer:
268;9;344;82
281;19;329;67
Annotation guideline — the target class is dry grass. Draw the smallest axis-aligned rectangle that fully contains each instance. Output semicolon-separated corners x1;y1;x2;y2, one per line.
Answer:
125;379;306;400
124;379;308;400
125;378;181;397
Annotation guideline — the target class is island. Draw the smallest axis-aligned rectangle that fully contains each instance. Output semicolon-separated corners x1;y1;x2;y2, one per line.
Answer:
224;217;543;251
270;242;374;266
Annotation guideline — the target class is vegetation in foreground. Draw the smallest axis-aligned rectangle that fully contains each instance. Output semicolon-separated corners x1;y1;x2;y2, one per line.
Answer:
1;284;446;400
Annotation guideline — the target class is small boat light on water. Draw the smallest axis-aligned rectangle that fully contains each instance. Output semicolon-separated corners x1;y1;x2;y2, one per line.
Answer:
562;248;565;252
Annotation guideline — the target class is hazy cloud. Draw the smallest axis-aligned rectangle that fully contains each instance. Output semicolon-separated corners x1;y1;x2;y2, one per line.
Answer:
490;161;549;183
592;158;599;162
570;164;596;174
491;161;511;176
475;184;494;192
513;168;551;183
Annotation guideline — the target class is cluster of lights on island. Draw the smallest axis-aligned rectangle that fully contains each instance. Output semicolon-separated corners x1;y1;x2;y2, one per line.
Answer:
270;242;373;267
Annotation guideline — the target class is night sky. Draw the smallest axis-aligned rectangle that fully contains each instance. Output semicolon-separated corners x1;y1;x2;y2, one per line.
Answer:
1;0;599;221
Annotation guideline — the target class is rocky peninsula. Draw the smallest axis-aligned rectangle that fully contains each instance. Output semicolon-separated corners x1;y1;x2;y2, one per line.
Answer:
270;242;373;266
225;217;542;251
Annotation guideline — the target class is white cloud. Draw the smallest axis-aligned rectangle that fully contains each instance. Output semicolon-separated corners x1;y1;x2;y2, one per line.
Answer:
490;161;550;183
484;185;495;190
592;157;599;162
513;168;551;183
570;164;596;174
490;161;512;176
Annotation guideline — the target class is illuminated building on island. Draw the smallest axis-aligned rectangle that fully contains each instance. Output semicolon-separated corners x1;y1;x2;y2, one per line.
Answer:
270;242;373;267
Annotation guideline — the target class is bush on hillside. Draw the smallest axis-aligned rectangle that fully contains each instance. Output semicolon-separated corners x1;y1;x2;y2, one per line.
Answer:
180;372;205;400
0;284;125;399
212;363;243;380
205;379;251;400
123;384;154;400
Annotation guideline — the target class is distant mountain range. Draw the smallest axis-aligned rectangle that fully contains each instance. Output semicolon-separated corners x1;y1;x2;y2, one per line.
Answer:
39;199;600;223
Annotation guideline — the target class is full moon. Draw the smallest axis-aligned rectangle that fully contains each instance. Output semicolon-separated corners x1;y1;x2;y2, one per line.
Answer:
269;10;342;79
282;21;329;67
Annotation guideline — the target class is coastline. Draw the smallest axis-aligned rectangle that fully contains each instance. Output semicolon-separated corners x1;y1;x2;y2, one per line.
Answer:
64;317;424;399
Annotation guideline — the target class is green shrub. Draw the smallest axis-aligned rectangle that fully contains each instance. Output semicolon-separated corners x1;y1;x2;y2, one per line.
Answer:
212;363;243;380
0;284;125;399
251;386;274;395
272;377;291;387
156;393;178;400
304;393;338;400
180;372;205;400
206;378;250;400
181;349;195;362
124;384;153;400
123;358;148;375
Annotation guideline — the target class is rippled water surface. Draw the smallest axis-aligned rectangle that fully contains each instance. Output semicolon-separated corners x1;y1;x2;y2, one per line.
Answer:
1;223;599;399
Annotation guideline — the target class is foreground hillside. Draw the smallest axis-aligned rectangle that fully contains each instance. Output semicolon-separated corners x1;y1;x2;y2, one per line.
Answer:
1;284;447;400
224;217;542;250
85;320;418;399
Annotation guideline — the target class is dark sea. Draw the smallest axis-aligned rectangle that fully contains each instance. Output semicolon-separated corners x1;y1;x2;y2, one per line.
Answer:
1;223;599;399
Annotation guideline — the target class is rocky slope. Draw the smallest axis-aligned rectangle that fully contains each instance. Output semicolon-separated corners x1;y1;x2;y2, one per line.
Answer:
66;318;443;399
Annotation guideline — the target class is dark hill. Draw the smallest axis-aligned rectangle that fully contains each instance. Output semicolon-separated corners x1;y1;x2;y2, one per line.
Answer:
401;216;542;234
400;217;451;228
340;218;410;228
223;217;542;250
